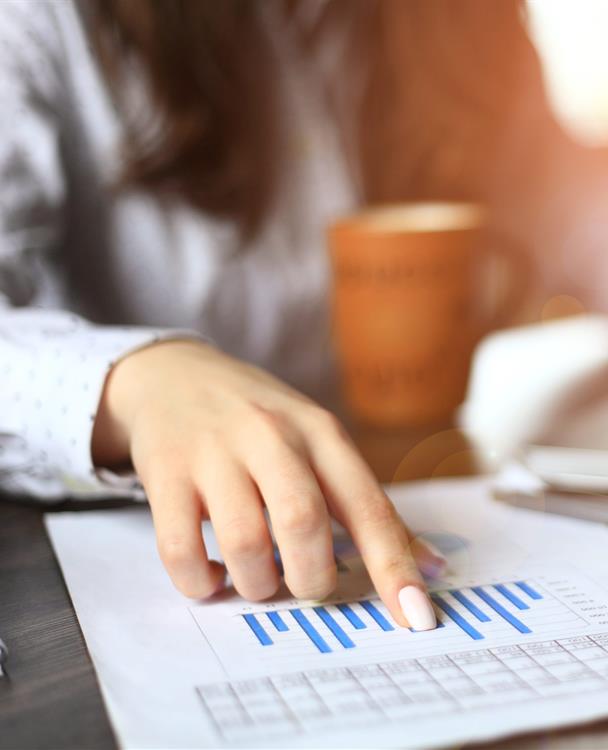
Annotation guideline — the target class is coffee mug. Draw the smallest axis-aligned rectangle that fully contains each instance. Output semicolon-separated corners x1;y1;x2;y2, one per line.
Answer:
328;202;527;427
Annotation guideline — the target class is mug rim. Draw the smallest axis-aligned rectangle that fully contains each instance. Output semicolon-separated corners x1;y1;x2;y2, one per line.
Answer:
330;201;485;235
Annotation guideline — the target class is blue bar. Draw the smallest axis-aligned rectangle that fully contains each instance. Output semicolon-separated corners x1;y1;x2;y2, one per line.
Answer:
493;583;529;610
313;607;355;649
449;589;491;622
359;600;395;631
266;611;288;632
336;603;366;630
243;614;273;646
515;581;543;600
472;587;532;634
432;594;484;640
290;609;332;653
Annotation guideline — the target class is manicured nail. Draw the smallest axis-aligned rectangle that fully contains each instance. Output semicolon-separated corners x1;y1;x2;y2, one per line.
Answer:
398;586;437;631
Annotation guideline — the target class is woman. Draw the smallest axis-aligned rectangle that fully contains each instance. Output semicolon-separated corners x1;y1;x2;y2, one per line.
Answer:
0;0;593;631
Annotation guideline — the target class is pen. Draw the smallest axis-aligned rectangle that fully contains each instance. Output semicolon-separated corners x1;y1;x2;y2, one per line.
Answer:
0;637;8;675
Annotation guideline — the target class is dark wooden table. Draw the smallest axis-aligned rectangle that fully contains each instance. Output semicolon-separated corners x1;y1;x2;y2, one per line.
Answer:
2;427;608;750
0;496;127;750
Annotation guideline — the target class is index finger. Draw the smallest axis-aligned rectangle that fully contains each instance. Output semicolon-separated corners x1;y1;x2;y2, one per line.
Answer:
307;430;438;631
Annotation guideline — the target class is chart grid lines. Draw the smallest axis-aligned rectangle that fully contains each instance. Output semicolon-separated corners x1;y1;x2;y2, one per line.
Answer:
359;600;395;631
197;634;608;742
336;603;366;630
290;609;332;653
449;590;491;622
515;581;543;600
228;681;254;727
268;678;302;730
431;594;484;640
493;584;530;610
267;611;288;632
234;578;580;653
313;607;355;649
243;614;273;646
472;587;532;634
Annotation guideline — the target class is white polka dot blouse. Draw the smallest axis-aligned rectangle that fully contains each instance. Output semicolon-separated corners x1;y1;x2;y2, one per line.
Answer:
0;0;358;500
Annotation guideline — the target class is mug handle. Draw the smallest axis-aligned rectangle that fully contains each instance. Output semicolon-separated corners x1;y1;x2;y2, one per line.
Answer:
481;229;537;332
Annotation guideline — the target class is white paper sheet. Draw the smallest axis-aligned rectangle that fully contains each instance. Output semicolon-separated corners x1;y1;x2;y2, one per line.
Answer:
46;477;608;749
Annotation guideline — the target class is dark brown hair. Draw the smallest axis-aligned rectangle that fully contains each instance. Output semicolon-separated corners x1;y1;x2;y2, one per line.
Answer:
87;0;553;239
88;0;285;238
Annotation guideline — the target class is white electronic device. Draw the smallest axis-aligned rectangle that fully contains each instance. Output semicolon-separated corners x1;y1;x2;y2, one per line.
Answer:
494;446;608;523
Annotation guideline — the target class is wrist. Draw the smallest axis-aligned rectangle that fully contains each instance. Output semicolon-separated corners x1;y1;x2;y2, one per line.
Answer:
91;341;166;468
91;338;207;468
91;352;137;468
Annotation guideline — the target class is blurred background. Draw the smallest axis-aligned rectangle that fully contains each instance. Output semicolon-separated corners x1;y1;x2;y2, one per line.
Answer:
353;0;608;488
528;0;608;147
462;0;608;466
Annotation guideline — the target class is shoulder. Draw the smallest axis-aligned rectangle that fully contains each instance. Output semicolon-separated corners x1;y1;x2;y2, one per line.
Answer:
0;1;71;89
0;0;65;43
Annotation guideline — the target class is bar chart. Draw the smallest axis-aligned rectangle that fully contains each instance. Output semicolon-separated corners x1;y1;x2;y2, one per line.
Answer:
190;568;603;678
189;563;608;745
238;580;550;654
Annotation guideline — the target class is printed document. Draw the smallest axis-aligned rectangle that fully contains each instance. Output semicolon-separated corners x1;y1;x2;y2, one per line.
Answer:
46;477;608;748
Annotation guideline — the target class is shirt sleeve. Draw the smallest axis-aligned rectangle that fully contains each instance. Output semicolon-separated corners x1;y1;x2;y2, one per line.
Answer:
0;307;200;501
0;2;199;501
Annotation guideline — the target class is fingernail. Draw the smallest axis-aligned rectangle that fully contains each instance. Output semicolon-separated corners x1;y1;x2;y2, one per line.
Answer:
398;586;437;631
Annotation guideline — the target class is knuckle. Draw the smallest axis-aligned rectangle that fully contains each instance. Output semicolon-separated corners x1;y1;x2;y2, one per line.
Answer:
381;553;419;579
141;464;187;501
222;521;268;559
198;427;227;455
287;573;336;601
158;536;197;570
249;407;305;455
357;495;399;528
236;577;280;602
177;578;216;600
310;407;346;438
278;500;323;536
139;465;168;495
252;407;289;440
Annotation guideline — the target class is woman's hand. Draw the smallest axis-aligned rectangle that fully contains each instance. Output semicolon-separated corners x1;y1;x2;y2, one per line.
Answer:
92;340;444;630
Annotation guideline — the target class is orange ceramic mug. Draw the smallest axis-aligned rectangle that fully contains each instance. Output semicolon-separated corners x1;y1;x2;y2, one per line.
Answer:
328;202;526;427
